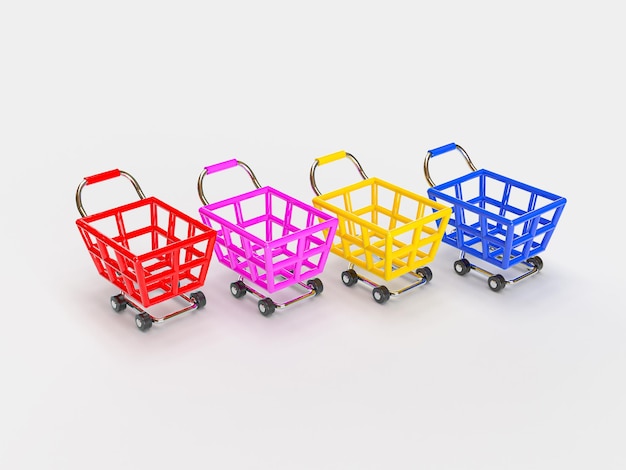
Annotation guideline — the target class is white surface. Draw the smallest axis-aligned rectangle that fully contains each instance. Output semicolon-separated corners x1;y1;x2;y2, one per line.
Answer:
1;1;624;469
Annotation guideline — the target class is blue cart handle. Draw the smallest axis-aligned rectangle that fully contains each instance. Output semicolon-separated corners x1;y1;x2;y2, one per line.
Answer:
424;143;478;187
309;150;369;196
198;159;262;205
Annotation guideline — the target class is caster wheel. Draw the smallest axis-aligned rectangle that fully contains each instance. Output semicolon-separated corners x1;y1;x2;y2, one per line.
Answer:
258;298;276;317
190;291;206;308
454;259;471;276
230;281;247;298
135;313;153;331
307;278;324;295
372;286;391;304
416;266;433;282
110;294;127;312
488;274;506;292
341;269;358;287
527;256;543;271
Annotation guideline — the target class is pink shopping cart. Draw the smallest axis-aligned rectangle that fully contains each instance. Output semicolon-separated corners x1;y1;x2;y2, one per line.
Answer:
197;159;338;316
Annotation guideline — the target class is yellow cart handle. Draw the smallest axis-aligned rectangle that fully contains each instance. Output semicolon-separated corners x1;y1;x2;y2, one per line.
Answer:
310;150;369;196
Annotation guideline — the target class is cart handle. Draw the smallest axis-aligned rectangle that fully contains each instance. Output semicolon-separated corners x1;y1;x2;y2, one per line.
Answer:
424;143;478;188
309;150;369;196
75;169;146;217
198;159;262;205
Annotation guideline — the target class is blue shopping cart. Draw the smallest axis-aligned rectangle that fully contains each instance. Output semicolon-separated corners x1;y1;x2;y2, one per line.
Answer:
424;143;567;291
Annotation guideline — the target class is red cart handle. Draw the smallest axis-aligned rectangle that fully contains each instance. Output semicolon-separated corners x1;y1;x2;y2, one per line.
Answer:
309;150;369;196
424;143;478;188
197;159;262;206
75;169;146;217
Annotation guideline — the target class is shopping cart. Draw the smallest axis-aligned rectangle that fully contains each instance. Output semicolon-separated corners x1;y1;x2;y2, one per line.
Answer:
198;159;338;316
75;169;217;331
310;150;452;304
424;143;567;291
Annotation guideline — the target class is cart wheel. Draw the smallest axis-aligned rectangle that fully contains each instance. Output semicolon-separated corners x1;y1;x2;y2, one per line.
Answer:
488;274;506;292
454;259;471;276
258;298;276;317
416;266;433;282
527;256;543;271
372;286;391;304
190;291;207;309
110;294;127;312
135;313;153;331
230;281;247;299
307;278;324;295
341;269;358;287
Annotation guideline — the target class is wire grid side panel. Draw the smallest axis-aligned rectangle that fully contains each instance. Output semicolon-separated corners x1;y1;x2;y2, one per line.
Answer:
385;200;452;278
76;218;145;305
263;192;337;292
364;185;450;280
137;203;216;306
323;181;398;281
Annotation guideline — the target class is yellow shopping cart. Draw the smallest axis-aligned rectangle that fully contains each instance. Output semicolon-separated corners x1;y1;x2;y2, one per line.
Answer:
310;150;452;304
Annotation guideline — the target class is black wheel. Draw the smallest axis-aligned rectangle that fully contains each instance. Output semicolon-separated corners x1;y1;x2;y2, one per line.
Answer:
527;256;543;271
307;278;324;295
416;266;433;282
454;259;471;276
488;274;506;292
135;313;153;331
110;294;127;312
258;298;276;317
190;291;207;309
230;281;247;298
341;269;358;287
372;285;391;304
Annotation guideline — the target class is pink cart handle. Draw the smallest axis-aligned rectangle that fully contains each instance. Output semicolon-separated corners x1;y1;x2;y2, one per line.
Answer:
203;159;239;175
198;159;262;205
75;169;146;217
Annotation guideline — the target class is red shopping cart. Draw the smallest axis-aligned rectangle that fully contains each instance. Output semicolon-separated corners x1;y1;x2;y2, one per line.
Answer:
75;169;217;331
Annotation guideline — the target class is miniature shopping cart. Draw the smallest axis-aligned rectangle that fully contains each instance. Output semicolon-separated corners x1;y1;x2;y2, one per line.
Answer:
424;143;567;292
310;150;452;304
75;169;217;331
197;159;338;316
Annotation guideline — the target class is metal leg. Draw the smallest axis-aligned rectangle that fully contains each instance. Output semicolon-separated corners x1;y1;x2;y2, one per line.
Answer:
110;291;207;330
455;251;543;292
229;276;323;316
341;263;432;304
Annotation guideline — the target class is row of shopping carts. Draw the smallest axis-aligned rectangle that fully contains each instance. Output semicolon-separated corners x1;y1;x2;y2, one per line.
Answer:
75;144;567;331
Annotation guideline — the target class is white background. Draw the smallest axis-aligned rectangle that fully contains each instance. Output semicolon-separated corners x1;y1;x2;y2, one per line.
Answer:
1;1;624;469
